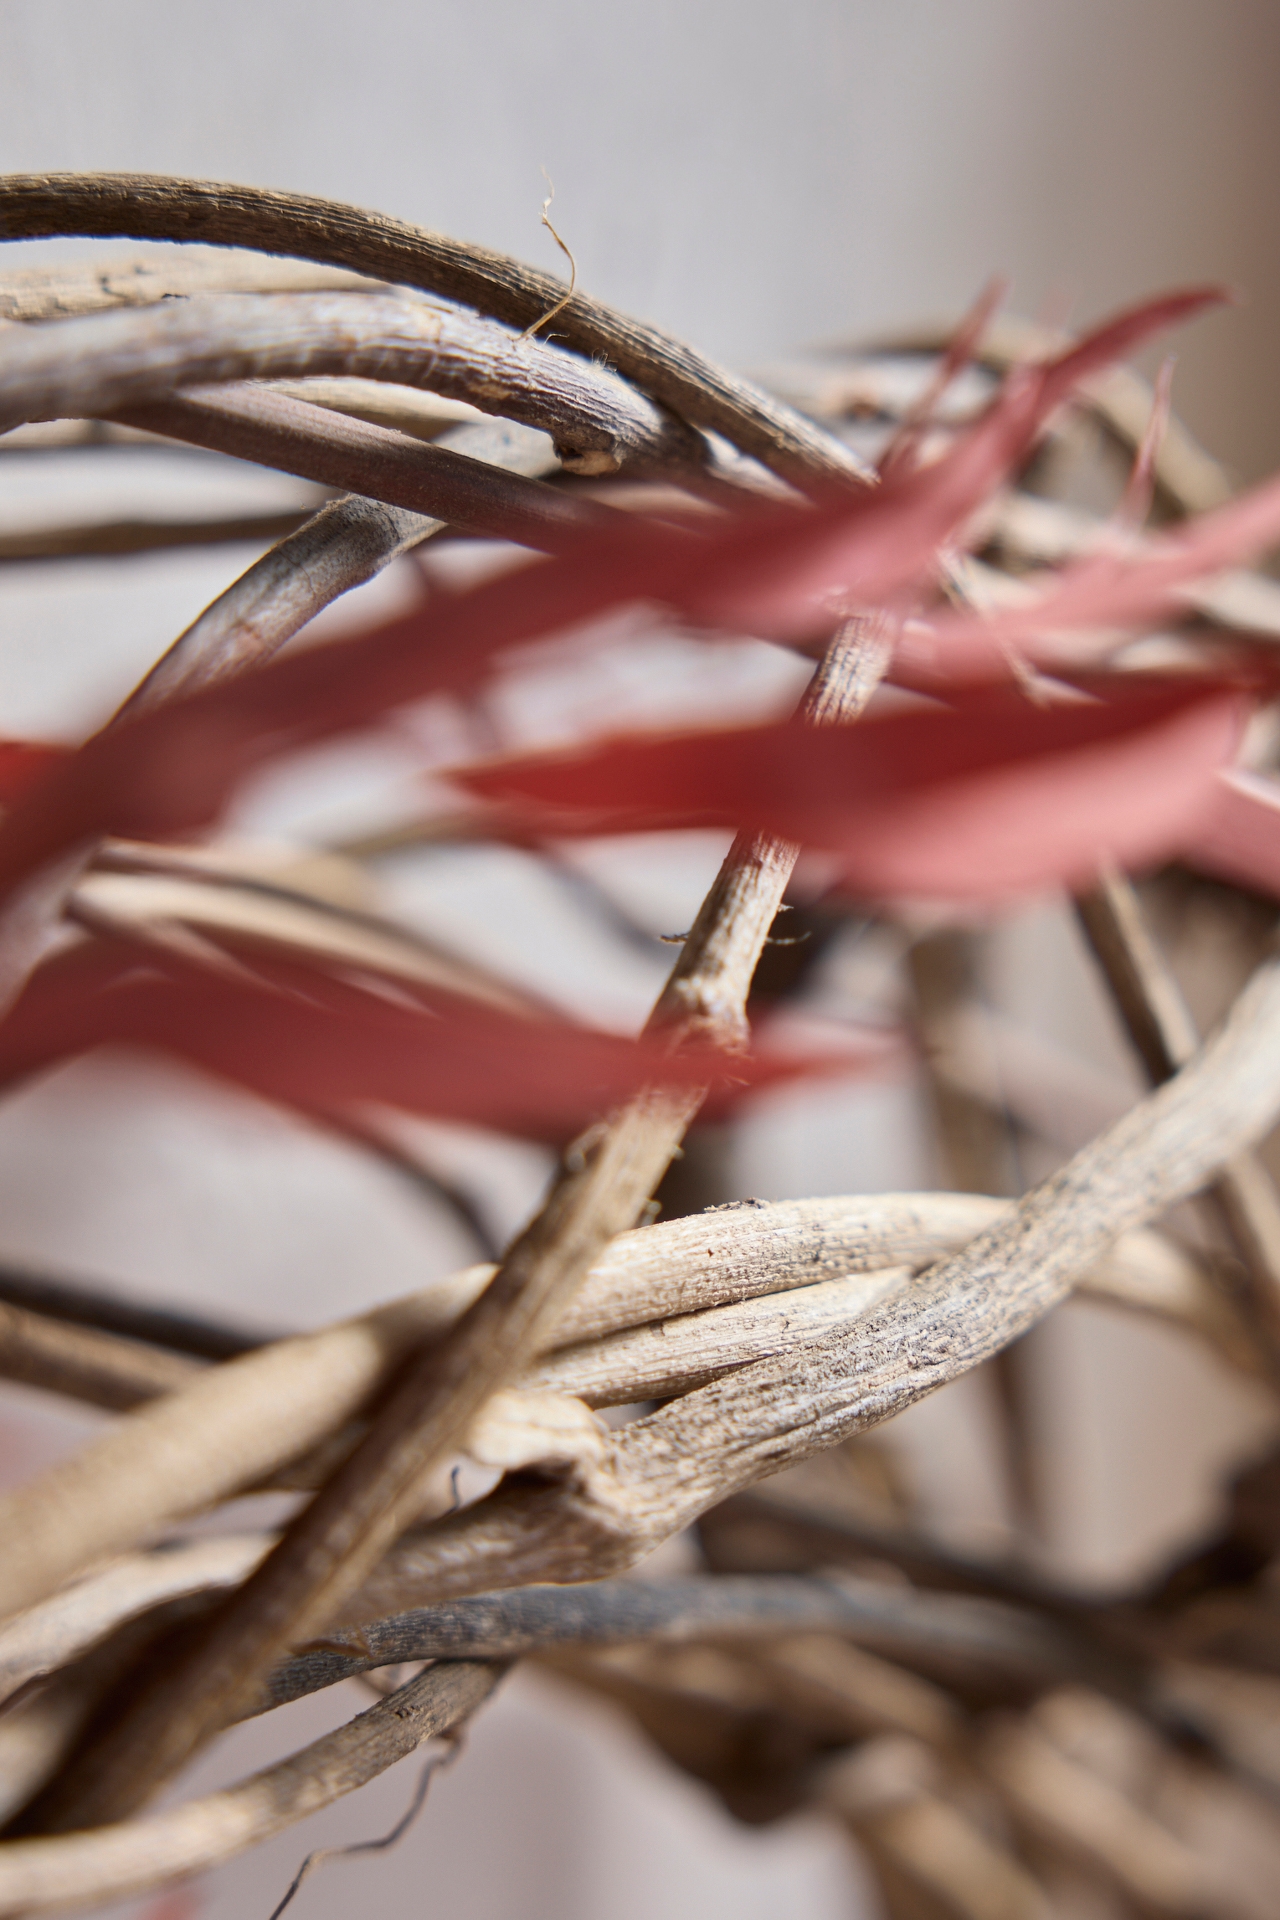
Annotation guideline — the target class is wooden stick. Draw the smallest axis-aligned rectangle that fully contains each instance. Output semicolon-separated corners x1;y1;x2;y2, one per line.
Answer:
908;928;1040;1537
109;386;614;553
67;863;538;1015
797;313;1231;514
346;954;1280;1615
989;488;1280;644
118;417;558;711
1077;865;1280;1365
24;617;893;1828
256;1572;1130;1717
0;1661;501;1916
0;1197;1236;1617
982;1712;1225;1915
0;253;385;321
0;508;319;564
0;1261;268;1362
0;1536;271;1707
823;1737;1053;1920
0;173;871;491
0;290;704;476
263;377;483;442
0;1302;198;1412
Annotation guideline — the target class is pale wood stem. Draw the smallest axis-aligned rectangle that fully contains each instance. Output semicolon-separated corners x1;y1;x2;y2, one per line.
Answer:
1076;865;1280;1368
0;290;704;474
0;1662;500;1917
24;616;892;1829
0;172;871;491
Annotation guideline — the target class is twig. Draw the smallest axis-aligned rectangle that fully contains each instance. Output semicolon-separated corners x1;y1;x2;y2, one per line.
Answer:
0;290;704;476
257;1571;1133;1715
0;1535;271;1707
112;416;557;713
908;929;1020;1199
0;1262;268;1361
990;487;1280;643
0;253;385;321
1076;865;1280;1367
346;954;1280;1613
525;1267;912;1406
649;615;895;1050
0;172;871;490
262;378;482;441
0;1301;198;1412
305;1107;503;1262
981;1710;1226;1916
908;928;1038;1536
0;509;319;564
751;1633;962;1749
109;387;614;553
820;313;1232;514
0;1196;1232;1624
698;1488;1082;1611
22;616;895;1828
821;1737;1054;1920
0;420;176;453
266;1734;465;1920
0;1661;501;1916
67;865;537;1015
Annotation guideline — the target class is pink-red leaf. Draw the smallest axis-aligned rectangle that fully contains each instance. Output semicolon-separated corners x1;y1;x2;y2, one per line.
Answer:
0;942;897;1141
0;290;1222;915
453;676;1248;903
0;741;68;803
1182;766;1280;900
898;470;1280;688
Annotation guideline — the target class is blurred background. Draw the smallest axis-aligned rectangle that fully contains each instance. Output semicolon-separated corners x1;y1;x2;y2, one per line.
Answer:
0;3;1278;1914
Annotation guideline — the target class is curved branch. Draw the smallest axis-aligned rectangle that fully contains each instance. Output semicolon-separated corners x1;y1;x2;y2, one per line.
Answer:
0;1301;197;1412
0;507;318;564
0;1536;271;1705
0;172;869;491
0;252;385;321
352;955;1280;1613
108;386;611;552
0;1191;1230;1629
116;415;558;712
0;1660;500;1917
260;1571;1127;1715
0;291;702;475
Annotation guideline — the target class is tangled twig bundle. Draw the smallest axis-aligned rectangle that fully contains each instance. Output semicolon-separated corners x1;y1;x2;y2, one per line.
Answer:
0;173;1279;1915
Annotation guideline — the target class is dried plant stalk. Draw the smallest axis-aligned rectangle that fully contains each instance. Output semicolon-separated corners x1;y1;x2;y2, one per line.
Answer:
346;956;1280;1613
1077;866;1280;1363
111;387;609;550
24;615;892;1827
0;1196;1236;1627
0;172;871;488
0;253;384;320
0;1661;501;1916
0;508;319;565
120;416;557;712
0;291;703;474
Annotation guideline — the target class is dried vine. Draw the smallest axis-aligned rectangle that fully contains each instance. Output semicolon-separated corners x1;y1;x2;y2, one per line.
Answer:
0;173;1277;1918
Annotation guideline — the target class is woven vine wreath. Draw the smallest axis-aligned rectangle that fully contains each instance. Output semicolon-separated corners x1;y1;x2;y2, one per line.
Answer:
0;175;1277;1916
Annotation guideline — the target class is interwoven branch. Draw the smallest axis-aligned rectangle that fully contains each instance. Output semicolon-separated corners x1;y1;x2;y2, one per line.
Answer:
21;620;892;1831
0;172;870;490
